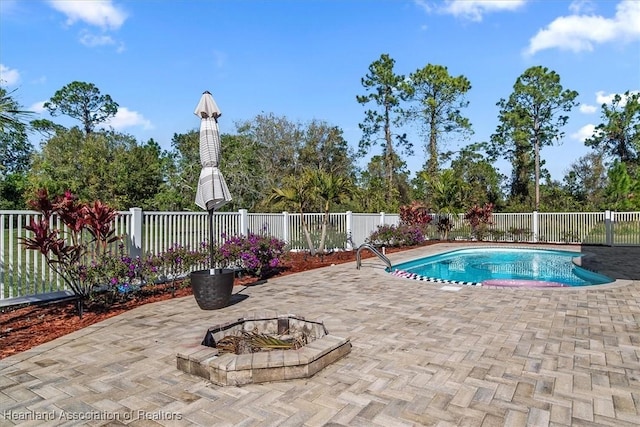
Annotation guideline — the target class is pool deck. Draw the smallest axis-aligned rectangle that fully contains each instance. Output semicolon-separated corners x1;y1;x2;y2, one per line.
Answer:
1;242;639;426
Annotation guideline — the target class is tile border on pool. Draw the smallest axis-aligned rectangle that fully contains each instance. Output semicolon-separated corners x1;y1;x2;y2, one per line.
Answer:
390;269;483;286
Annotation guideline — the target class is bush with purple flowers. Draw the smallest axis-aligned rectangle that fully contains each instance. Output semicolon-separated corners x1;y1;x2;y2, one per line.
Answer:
85;243;160;301
216;233;286;278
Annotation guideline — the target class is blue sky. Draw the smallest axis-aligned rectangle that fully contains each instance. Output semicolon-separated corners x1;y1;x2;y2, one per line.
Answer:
1;0;639;182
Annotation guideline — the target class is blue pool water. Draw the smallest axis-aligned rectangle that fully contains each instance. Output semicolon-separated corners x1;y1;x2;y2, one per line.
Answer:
391;248;613;287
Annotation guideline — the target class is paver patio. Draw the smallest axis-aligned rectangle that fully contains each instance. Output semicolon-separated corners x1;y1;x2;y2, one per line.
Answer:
1;243;639;426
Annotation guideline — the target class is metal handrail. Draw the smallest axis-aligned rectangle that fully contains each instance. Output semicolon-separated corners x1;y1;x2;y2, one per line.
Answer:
356;243;392;270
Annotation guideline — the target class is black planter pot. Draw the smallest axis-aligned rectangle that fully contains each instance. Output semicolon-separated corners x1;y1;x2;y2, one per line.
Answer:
190;269;235;310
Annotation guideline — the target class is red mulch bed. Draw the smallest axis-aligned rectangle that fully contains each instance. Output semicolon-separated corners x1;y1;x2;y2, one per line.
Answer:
0;246;425;360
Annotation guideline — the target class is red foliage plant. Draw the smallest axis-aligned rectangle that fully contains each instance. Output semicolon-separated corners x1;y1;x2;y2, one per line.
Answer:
21;189;120;317
464;203;494;230
399;201;433;227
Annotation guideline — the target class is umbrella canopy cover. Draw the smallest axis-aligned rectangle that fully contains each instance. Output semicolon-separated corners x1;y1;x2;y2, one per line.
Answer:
194;91;232;211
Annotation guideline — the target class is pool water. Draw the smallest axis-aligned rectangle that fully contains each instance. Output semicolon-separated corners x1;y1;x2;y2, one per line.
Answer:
390;248;613;287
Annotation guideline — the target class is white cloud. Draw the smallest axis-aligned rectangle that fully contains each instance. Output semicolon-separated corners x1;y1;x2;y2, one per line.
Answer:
79;31;115;47
0;64;20;86
569;0;596;14
104;107;153;131
579;104;597;114
29;101;47;114
595;90;616;105
571;123;596;142
413;0;432;14
595;90;640;107
47;0;127;30
439;0;527;22
526;0;640;55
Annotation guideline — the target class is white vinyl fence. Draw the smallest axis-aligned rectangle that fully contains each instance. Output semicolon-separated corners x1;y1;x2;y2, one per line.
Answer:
1;209;639;301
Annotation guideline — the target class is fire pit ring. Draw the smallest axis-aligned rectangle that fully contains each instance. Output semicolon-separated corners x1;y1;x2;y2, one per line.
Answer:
176;313;351;386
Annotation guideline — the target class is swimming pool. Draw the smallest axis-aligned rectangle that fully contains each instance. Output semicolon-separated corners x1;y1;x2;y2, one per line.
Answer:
390;247;613;287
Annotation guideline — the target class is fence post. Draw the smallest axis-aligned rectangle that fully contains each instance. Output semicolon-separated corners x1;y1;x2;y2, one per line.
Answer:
282;211;289;244
605;210;613;246
129;207;143;258
380;212;386;226
239;209;248;235
532;211;538;243
345;211;353;251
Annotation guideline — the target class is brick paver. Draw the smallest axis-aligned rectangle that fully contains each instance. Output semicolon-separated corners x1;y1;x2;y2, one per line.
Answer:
1;243;639;426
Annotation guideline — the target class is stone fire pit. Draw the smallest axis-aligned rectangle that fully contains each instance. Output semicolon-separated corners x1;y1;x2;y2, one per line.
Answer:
176;313;351;386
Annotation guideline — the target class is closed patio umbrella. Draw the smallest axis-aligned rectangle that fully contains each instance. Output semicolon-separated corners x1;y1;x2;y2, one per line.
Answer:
194;91;232;267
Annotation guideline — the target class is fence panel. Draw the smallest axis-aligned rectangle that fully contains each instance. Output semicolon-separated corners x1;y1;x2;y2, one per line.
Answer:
3;209;639;301
538;212;605;244
613;212;640;246
490;213;534;242
142;211;240;256
1;211;52;299
286;213;348;251
351;213;384;246
247;213;286;238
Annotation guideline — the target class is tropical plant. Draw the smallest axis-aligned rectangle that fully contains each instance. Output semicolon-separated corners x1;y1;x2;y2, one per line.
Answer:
312;170;355;253
0;87;34;209
0;86;33;135
464;203;494;241
399;201;432;228
436;216;454;240
268;171;318;254
20;190;120;317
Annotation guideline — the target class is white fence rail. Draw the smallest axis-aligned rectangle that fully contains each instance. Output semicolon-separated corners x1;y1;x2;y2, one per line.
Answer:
1;209;639;300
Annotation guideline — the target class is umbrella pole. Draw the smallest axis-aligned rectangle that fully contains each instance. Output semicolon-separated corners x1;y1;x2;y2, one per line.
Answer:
209;208;215;271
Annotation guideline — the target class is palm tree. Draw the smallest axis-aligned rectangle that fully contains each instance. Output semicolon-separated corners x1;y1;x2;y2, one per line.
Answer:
0;87;33;134
269;169;356;255
312;171;355;253
268;171;318;255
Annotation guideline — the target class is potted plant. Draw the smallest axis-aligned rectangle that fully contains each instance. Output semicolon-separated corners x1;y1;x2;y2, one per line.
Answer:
190;267;235;310
190;232;287;309
190;238;234;310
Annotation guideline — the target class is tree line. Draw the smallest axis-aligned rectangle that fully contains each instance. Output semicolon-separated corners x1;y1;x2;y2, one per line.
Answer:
1;55;638;213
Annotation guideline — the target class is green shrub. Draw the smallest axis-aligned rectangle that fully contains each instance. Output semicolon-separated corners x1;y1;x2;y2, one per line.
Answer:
366;224;426;247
